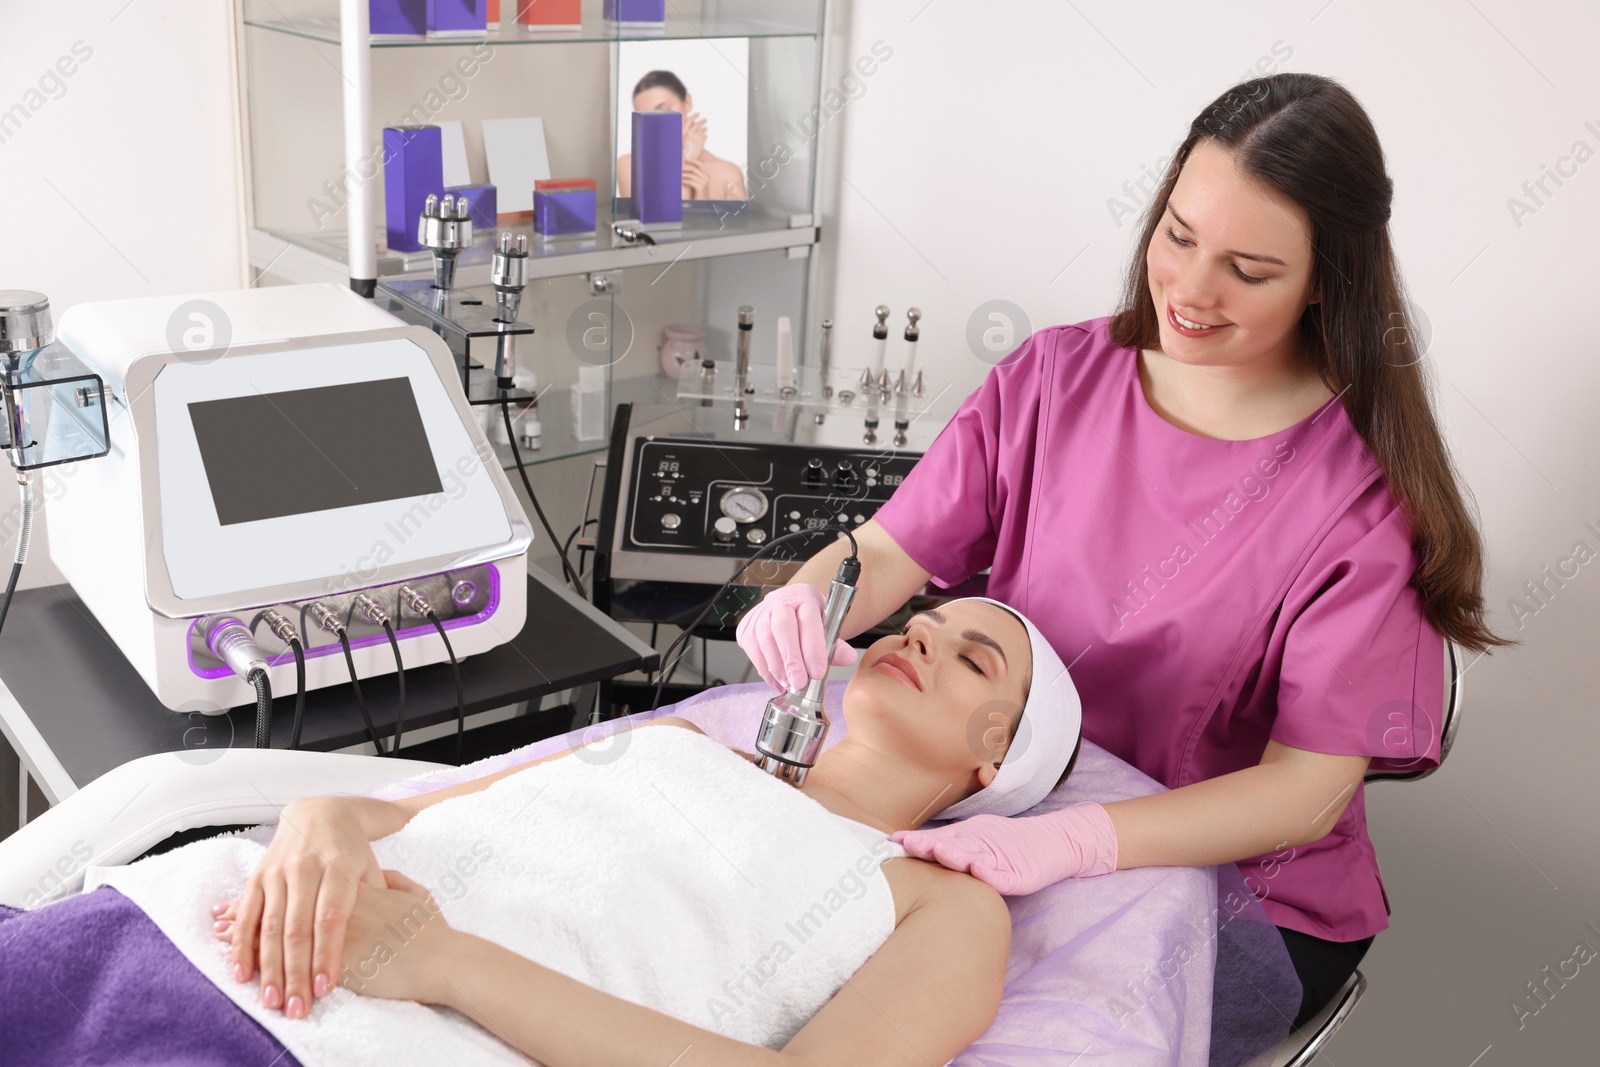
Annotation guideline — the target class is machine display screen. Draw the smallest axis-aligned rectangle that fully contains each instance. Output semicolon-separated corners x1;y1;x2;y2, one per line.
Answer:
187;377;445;526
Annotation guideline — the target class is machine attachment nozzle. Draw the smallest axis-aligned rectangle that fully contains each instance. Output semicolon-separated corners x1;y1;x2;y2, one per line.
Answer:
735;305;755;396
872;304;890;339
819;318;834;399
490;231;531;387
419;193;474;291
753;555;861;786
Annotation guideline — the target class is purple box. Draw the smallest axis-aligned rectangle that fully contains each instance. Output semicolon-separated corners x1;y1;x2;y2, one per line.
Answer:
445;182;497;229
370;0;426;34
631;110;682;227
534;188;597;236
383;125;444;252
426;0;486;34
604;0;665;23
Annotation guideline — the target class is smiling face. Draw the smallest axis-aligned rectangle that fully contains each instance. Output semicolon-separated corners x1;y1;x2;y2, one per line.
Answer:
1146;137;1322;372
840;600;1033;799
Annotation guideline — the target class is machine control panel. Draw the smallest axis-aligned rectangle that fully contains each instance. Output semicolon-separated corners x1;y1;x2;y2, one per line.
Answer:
623;436;922;560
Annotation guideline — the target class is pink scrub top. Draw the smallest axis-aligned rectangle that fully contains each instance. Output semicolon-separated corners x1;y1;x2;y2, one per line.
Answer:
872;315;1445;942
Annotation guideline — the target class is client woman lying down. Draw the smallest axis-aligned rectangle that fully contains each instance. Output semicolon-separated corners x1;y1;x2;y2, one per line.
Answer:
6;597;1084;1067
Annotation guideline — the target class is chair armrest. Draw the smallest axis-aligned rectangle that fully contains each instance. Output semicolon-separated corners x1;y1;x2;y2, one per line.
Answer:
0;748;450;909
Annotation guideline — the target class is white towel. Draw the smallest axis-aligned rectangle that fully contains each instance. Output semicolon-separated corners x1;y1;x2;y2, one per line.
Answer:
84;724;901;1065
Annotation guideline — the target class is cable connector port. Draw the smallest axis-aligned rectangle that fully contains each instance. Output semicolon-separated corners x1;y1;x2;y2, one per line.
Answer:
261;608;299;646
311;602;345;636
353;593;390;628
198;615;270;681
398;585;433;618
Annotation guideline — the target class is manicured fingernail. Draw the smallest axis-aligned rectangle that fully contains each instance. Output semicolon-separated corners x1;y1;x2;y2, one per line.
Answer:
286;995;305;1019
313;973;330;998
234;963;246;983
211;903;226;915
213;919;230;932
263;984;281;1009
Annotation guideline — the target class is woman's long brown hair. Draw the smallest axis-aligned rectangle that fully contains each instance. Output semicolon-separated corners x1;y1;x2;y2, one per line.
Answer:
1109;72;1512;656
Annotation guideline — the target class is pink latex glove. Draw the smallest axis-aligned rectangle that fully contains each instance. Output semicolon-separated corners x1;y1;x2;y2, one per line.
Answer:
891;802;1120;895
736;583;859;692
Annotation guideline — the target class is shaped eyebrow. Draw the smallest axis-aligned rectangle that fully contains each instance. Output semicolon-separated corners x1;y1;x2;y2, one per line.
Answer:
1167;203;1288;266
907;609;1008;674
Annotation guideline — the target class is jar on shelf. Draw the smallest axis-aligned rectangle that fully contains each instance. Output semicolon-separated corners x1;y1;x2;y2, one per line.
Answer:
659;323;708;379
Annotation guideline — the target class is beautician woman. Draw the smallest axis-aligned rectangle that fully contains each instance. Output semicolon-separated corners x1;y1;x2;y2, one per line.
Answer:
736;72;1512;1030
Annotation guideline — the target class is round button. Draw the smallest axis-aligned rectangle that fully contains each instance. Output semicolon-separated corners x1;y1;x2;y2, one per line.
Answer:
789;522;801;532
660;513;681;530
854;513;866;524
837;512;848;523
789;510;801;520
450;580;479;607
746;528;767;545
713;516;738;541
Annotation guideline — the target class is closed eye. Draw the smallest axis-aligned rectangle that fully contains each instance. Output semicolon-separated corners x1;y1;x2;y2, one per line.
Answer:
1163;226;1268;285
896;624;986;677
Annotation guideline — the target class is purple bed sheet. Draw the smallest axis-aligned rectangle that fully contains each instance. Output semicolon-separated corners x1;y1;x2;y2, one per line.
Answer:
366;680;1303;1066
0;681;1299;1067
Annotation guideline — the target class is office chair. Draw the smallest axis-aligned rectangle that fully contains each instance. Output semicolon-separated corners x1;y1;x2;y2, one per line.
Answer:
1263;637;1466;1066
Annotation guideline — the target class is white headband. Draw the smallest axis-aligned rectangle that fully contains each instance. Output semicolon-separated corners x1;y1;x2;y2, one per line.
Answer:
928;597;1083;821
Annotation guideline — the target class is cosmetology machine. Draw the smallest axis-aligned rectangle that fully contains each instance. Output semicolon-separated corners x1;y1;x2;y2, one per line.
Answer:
592;302;960;784
27;284;532;748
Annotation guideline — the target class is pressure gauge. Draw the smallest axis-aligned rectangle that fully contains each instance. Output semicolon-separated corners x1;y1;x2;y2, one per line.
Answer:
719;486;769;523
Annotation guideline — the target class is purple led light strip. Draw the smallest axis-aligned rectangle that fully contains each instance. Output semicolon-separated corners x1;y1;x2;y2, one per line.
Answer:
185;563;503;680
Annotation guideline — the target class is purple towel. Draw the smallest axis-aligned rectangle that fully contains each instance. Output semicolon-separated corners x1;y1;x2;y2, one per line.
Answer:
0;888;301;1067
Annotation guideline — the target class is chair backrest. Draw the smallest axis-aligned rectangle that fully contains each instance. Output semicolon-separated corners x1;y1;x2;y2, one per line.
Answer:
1363;638;1464;785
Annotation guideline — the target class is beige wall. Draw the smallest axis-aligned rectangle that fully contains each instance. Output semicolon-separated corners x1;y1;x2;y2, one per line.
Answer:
814;0;1600;1061
0;0;248;591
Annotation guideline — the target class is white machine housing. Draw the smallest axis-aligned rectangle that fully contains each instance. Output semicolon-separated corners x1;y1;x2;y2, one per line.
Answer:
49;284;532;711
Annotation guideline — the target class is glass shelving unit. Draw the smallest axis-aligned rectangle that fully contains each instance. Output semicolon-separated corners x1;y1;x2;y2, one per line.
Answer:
236;0;832;470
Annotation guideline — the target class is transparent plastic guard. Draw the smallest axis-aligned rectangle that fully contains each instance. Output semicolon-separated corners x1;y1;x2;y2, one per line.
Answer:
2;341;111;471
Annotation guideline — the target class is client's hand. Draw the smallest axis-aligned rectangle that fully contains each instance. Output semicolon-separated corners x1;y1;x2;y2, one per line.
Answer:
337;869;457;1005
212;796;388;1019
736;583;859;693
890;802;1120;895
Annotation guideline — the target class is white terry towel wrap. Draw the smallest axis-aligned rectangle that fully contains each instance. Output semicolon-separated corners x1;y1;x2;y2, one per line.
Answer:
85;725;909;1065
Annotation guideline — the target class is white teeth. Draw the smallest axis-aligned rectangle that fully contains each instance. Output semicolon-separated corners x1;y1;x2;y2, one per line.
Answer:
1172;308;1216;330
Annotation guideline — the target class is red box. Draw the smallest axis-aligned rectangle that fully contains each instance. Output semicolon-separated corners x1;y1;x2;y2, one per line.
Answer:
536;177;598;192
517;0;581;27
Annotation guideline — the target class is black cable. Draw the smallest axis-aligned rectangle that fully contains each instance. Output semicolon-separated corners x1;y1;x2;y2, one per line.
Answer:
425;609;467;766
502;390;587;599
563;518;598;576
288;636;307;750
0;558;23;639
337;630;388;757
0;474;31;639
248;669;273;749
650;525;859;715
381;620;406;756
